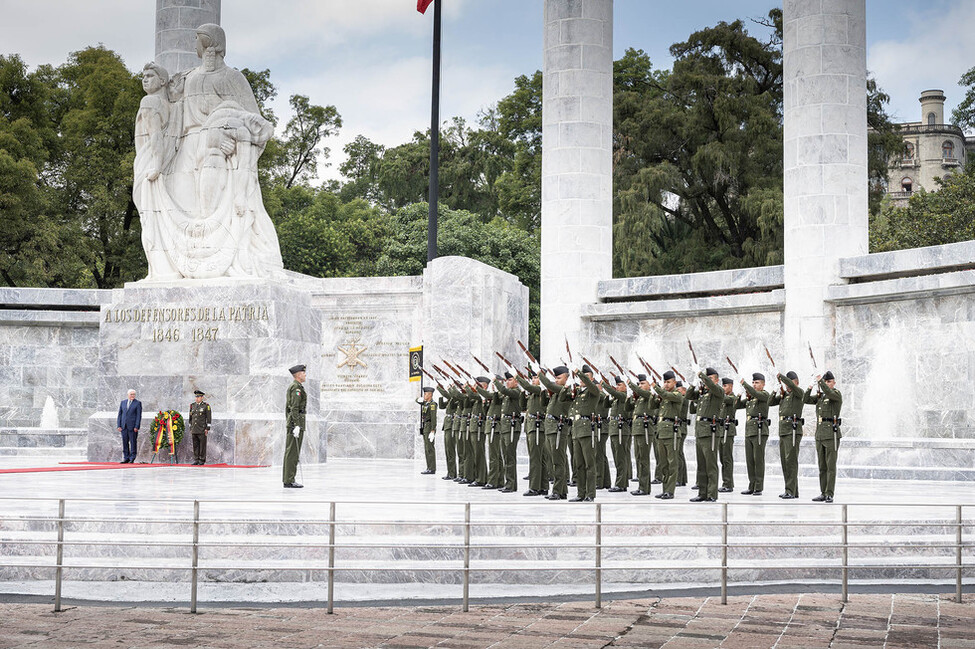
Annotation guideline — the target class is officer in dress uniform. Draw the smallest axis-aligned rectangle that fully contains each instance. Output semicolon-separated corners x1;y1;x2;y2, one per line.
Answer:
805;371;842;502
283;364;307;488
188;389;212;465
417;386;438;474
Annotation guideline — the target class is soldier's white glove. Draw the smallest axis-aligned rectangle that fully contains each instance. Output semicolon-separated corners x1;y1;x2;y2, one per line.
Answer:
427;433;434;443
291;426;300;438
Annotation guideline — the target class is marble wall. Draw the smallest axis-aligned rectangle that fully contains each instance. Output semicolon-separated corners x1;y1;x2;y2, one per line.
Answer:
0;288;111;428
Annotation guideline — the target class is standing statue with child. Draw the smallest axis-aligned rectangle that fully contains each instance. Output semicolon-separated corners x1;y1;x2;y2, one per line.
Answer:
134;23;284;281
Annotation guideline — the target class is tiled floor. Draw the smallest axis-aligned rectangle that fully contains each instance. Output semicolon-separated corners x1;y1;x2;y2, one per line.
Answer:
0;593;972;648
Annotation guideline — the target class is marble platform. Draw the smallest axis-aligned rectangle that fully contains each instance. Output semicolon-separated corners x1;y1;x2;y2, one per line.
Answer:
87;280;322;465
1;455;972;605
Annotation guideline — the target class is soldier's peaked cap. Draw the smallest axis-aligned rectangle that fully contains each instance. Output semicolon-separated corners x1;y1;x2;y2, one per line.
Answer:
721;378;734;385
553;366;570;376
786;371;799;381
637;373;647;381
528;369;537;377
822;370;835;381
675;380;683;387
504;371;513;380
477;376;490;384
705;367;718;376
614;376;623;384
193;390;205;396
288;364;306;375
422;387;434;393
752;372;765;381
581;365;592;374
662;370;675;381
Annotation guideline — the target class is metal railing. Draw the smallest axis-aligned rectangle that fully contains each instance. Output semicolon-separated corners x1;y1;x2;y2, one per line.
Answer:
0;497;970;614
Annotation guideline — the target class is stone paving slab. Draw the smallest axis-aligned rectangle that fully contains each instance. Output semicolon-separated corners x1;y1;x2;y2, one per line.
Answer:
0;593;972;649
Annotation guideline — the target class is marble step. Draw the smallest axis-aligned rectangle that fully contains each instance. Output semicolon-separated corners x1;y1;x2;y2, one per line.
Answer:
0;427;88;447
0;447;87;459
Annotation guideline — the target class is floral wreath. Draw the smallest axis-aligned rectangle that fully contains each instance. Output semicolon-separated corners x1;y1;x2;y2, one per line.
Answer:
150;410;185;454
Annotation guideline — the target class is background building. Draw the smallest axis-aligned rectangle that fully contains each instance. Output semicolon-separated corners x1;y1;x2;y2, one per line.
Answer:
887;89;975;204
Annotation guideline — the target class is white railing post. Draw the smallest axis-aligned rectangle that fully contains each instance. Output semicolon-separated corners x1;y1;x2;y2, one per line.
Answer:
463;502;471;612
53;499;65;613
721;503;728;605
190;500;199;613
841;504;848;603
957;505;963;604
595;503;602;609
328;501;336;614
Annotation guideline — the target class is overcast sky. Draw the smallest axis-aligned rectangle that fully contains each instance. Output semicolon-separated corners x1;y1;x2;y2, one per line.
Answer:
2;0;973;182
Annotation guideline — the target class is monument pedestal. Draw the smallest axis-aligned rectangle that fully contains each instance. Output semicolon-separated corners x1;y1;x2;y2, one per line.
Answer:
87;280;322;465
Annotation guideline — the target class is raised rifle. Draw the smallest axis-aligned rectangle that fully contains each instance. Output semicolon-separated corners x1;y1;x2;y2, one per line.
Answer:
495;351;526;379
609;355;629;381
726;356;739;376
565;335;574;365
687;338;698;365
670;366;686;383
637;355;662;382
472;354;492;376
764;344;782;389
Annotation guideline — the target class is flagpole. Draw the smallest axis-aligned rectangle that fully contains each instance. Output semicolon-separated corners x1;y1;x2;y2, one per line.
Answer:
427;0;441;263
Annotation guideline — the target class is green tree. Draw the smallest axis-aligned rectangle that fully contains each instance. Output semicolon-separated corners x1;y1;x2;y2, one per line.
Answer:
871;172;975;252
377;203;541;350
267;184;389;277
272;94;342;188
54;46;146;287
951;64;975;130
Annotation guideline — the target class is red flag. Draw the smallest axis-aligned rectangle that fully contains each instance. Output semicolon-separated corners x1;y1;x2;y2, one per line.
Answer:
418;0;434;13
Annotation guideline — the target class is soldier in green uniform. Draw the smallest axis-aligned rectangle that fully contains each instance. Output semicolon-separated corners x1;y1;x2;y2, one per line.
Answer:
651;370;683;499
628;374;658;496
436;383;457;479
495;372;526;493
595;386;612;490
467;379;490;487
540;366;572;500
675;381;690;486
476;377;503;490
517;370;550;497
770;371;808;499
716;378;738;492
417;386;438;474
566;366;601;501
687;367;722;502
454;384;475;483
738;373;771;495
188;389;212;465
283;364;307;488
805;371;842;502
601;377;634;492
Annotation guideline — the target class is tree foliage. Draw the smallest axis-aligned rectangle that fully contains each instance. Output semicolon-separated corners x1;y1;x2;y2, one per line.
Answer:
871;171;975;252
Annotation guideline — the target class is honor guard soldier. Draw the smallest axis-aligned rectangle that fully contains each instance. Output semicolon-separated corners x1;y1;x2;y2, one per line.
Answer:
417;387;438;474
601;377;634;493
651;371;683;499
595;387;612;490
675;381;690;486
283;364;307;488
436;383;459;480
717;378;738;492
628;374;658;496
805;371;842;502
539;366;572;500
188;390;212;465
476;377;503;490
454;384;475;483
495;373;527;493
566;366;601;501
687;367;722;502
739;373;771;495
771;371;809;499
517;370;551;497
467;379;490;487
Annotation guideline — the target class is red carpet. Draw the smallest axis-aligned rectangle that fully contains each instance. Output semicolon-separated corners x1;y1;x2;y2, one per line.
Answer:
0;462;268;474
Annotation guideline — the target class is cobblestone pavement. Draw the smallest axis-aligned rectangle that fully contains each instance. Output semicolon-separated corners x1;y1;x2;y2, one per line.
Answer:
0;593;972;649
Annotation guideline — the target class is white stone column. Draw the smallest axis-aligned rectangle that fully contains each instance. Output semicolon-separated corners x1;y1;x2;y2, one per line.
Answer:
783;0;868;369
540;0;613;365
155;0;221;76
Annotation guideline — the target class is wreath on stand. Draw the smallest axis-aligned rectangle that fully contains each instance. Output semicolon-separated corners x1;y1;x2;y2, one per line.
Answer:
149;410;185;463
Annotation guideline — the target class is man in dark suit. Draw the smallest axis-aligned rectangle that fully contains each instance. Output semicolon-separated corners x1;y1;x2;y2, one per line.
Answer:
116;389;142;463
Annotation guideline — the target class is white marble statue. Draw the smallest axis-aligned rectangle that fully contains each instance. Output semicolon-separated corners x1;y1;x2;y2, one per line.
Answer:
134;24;284;281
